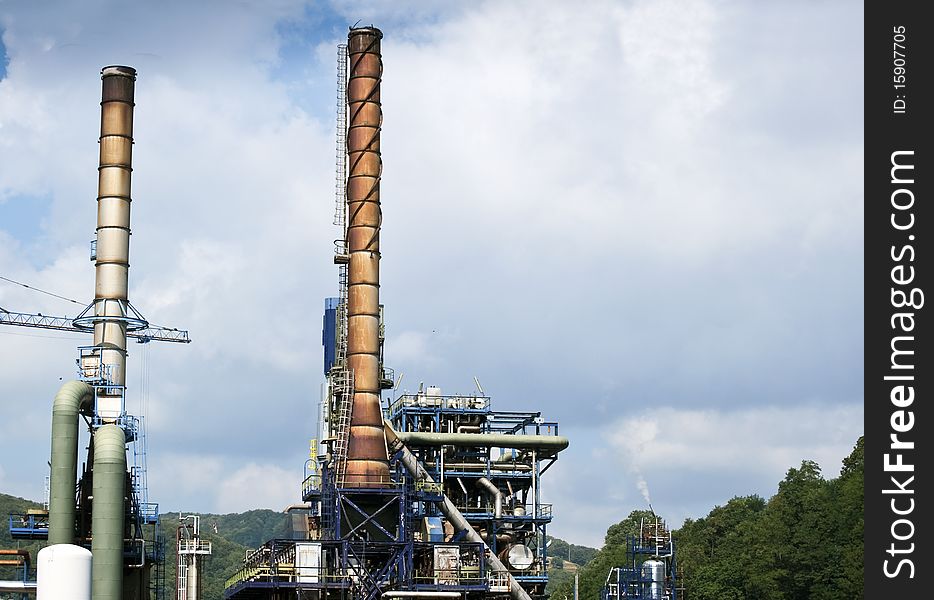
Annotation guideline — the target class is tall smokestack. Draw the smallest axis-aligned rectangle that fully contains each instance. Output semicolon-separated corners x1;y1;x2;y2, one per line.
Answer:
94;66;136;420
343;27;390;486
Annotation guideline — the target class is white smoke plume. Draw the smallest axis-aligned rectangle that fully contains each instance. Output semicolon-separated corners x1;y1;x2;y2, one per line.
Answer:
635;472;652;507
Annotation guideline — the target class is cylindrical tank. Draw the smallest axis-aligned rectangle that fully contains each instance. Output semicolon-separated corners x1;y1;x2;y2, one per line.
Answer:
37;544;92;600
502;544;534;570
641;559;665;600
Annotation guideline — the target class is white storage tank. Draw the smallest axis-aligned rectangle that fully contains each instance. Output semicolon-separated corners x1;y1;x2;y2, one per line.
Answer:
641;559;665;600
37;544;91;600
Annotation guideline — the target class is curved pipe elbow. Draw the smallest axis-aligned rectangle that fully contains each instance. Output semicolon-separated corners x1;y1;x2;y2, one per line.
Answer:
52;381;94;417
477;477;503;519
48;380;95;546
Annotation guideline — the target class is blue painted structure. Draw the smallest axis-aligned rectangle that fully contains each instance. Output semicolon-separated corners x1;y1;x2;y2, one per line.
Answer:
601;519;680;600
8;512;48;540
323;297;339;375
224;299;564;600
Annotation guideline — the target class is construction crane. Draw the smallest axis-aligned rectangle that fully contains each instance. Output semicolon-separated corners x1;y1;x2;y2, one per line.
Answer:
0;275;190;343
0;305;190;343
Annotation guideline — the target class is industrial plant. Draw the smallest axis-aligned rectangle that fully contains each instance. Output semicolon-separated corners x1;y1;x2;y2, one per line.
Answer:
0;23;686;600
601;517;681;600
222;26;568;600
2;66;190;599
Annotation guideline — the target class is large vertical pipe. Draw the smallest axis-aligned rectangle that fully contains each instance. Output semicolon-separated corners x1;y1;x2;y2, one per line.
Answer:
47;381;94;545
91;424;127;600
94;66;136;420
344;27;390;487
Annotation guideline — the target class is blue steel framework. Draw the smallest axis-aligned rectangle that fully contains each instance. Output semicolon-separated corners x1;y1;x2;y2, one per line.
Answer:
225;457;492;599
223;313;563;600
386;392;560;597
600;518;679;600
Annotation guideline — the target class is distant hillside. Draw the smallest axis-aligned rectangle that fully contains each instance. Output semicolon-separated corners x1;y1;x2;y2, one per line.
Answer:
545;536;599;597
161;509;288;600
0;492;44;599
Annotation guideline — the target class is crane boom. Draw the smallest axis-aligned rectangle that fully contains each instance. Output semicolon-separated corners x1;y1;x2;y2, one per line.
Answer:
0;307;190;343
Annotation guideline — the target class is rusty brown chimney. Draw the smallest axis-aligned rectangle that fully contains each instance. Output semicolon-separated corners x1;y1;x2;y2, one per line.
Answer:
343;26;390;487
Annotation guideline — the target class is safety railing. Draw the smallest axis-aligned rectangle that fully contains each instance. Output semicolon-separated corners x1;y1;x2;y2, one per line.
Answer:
302;473;322;498
489;571;511;593
389;393;490;414
178;539;212;555
8;512;49;539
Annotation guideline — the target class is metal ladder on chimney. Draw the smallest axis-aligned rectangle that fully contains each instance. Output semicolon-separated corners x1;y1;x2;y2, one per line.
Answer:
330;42;354;491
334;43;348;230
331;368;354;487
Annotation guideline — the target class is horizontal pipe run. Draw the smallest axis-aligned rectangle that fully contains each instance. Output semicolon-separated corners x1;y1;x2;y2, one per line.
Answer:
445;462;532;472
0;581;36;594
381;593;463;599
395;432;569;452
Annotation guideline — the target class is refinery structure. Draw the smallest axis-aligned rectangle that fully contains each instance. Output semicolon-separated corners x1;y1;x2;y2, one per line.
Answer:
223;27;568;600
0;25;585;600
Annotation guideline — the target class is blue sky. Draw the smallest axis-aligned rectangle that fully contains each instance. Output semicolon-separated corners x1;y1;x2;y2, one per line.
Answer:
0;0;862;548
1;30;7;80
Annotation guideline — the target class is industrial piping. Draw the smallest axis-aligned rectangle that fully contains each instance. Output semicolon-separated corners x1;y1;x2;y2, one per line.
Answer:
395;432;569;452
477;477;503;519
90;424;127;600
344;26;390;487
0;581;36;594
384;422;533;600
381;593;463;599
47;380;94;545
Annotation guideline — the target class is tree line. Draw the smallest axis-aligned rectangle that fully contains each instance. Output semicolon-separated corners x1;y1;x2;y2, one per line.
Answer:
550;436;863;600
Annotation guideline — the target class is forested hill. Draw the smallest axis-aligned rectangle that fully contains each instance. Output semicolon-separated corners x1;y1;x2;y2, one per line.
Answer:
0;492;45;592
160;509;288;600
549;435;864;600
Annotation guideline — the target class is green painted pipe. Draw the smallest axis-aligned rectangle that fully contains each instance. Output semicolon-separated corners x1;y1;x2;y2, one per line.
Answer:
91;424;126;600
48;381;94;545
394;431;569;452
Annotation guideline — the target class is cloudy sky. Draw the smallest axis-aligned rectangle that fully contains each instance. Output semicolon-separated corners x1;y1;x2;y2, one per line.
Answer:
1;0;862;548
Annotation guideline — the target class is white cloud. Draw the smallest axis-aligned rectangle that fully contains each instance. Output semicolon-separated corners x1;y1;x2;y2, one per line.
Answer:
605;404;863;477
0;0;862;552
215;462;300;513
